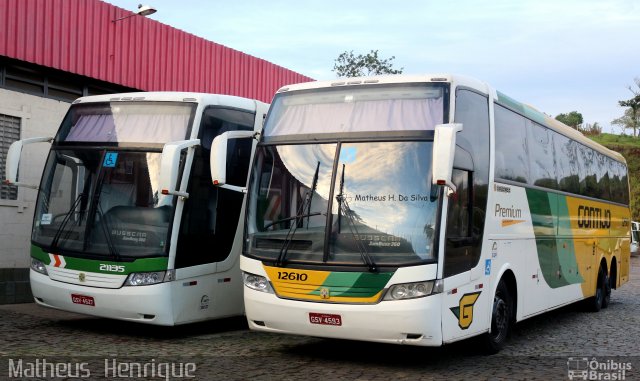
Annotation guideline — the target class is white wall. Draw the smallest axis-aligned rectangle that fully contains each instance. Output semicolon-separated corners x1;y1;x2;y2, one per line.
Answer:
0;89;70;268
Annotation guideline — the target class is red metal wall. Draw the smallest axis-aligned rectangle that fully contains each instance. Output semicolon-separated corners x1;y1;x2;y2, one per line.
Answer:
0;0;313;103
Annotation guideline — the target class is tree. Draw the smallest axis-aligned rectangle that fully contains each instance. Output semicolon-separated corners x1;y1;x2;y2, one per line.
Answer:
333;50;403;78
612;108;637;135
555;111;583;130
614;78;640;137
581;122;602;136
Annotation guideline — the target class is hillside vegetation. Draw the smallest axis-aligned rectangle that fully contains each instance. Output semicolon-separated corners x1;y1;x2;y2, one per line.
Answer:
589;133;640;221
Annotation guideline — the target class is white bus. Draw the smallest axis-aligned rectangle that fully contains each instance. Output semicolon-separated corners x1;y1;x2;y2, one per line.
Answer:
5;92;268;325
210;75;631;352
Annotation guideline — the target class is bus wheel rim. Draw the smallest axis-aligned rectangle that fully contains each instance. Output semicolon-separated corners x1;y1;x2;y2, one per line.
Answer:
492;297;508;340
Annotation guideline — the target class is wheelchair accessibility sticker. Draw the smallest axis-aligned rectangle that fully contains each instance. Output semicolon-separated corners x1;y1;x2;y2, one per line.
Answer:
103;152;118;168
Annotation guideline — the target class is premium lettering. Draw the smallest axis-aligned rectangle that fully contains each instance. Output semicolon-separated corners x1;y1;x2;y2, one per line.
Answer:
494;204;522;218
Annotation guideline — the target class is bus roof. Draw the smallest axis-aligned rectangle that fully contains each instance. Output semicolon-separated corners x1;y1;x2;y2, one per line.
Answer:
72;91;267;112
276;74;625;164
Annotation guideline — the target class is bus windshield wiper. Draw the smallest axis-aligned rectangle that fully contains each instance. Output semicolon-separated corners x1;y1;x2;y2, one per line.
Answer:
50;193;85;252
82;170;118;260
275;161;320;267
96;204;120;261
335;164;377;272
306;161;320;228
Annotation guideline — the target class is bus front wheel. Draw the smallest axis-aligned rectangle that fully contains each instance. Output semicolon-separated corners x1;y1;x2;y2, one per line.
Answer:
482;279;512;354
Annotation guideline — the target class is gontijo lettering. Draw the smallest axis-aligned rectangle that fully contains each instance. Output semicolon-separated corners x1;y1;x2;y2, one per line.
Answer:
577;205;611;229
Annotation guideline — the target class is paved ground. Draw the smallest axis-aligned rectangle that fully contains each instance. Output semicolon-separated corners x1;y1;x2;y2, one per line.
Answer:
0;256;639;380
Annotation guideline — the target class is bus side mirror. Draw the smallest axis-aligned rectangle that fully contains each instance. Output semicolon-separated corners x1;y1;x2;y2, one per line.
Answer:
210;130;257;193
432;123;463;197
158;139;200;200
4;136;53;189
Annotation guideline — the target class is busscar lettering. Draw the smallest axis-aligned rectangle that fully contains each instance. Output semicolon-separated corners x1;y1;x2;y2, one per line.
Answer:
577;205;611;229
494;184;511;193
494;204;522;218
111;229;147;243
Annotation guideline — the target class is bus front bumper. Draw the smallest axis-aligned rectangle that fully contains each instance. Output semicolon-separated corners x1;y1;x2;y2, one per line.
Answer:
244;287;443;346
30;270;176;325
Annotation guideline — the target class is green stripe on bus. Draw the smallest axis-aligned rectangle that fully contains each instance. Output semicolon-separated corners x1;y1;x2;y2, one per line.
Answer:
30;245;50;263
525;189;583;288
30;244;169;274
309;271;393;298
555;196;583;285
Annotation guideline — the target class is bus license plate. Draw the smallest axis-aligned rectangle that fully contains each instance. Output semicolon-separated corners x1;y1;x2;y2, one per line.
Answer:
309;313;342;326
71;294;95;307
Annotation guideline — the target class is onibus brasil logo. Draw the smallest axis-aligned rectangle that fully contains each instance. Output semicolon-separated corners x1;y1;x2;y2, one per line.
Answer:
567;357;632;380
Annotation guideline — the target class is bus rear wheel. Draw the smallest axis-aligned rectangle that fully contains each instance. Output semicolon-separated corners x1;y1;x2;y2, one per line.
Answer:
587;265;606;312
482;279;512;354
602;273;611;309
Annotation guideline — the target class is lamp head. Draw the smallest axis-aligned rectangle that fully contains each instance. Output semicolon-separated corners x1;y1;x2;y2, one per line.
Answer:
136;4;157;16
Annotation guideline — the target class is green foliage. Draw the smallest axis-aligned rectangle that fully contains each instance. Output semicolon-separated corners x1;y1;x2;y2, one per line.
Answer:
590;132;640;148
613;78;640;137
611;108;636;134
589;133;640;221
333;50;403;78
555;111;583;130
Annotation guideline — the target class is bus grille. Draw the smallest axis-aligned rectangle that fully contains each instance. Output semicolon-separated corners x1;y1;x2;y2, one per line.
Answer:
47;267;127;289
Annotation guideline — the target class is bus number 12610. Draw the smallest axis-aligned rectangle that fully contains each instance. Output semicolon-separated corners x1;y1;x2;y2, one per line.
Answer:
277;271;308;282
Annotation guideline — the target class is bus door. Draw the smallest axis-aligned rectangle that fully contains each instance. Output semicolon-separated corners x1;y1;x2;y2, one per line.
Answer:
172;107;255;321
441;169;489;342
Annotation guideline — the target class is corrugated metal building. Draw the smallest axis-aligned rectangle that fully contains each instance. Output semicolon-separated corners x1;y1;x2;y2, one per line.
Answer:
0;0;313;303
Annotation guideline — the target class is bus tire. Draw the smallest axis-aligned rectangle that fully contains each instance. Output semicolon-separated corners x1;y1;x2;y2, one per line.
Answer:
587;266;606;312
482;279;511;354
602;274;611;309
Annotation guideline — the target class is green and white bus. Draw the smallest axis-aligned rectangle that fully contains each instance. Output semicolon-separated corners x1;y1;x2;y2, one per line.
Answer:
211;75;631;351
5;92;268;325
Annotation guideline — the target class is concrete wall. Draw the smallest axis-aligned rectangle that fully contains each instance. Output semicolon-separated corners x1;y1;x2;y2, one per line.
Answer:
0;88;70;303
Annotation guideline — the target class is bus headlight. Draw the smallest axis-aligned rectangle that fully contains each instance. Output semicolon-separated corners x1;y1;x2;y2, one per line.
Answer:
125;271;166;286
31;258;48;275
383;279;443;301
242;272;274;294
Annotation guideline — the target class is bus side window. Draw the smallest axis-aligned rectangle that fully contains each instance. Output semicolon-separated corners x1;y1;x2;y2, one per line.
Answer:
175;107;254;268
444;169;473;277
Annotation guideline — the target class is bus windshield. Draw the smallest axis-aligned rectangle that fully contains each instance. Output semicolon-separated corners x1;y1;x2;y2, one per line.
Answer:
264;84;445;138
246;141;439;268
30;101;198;259
56;102;195;145
32;148;172;259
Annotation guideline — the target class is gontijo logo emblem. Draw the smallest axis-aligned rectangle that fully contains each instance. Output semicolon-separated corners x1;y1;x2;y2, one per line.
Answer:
450;292;481;329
